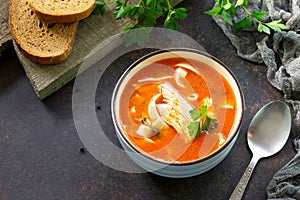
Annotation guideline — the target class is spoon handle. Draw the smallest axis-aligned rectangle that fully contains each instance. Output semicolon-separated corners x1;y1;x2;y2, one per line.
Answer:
229;156;259;200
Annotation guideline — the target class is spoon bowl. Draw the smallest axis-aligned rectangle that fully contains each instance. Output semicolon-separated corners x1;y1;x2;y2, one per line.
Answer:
230;101;291;200
248;101;291;158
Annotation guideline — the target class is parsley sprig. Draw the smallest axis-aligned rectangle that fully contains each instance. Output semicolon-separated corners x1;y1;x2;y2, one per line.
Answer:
188;99;217;140
93;0;187;46
94;0;187;30
93;0;107;15
205;0;288;34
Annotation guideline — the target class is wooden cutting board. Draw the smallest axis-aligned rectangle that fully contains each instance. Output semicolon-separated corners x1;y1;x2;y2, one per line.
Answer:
9;0;183;99
15;5;134;99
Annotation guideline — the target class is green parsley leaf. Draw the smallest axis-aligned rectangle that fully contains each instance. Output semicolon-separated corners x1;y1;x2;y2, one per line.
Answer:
224;2;232;10
204;6;222;16
242;0;249;6
113;0;125;19
227;5;237;15
188;121;201;139
146;0;152;6
222;10;233;26
123;26;152;47
234;17;252;32
121;6;142;18
235;0;245;7
164;18;180;30
265;19;288;32
142;7;159;27
190;109;201;121
188;101;217;140
216;0;222;5
93;0;106;15
173;7;188;19
202;116;217;132
200;104;208;115
202;116;211;132
163;4;187;30
258;22;270;34
251;11;268;20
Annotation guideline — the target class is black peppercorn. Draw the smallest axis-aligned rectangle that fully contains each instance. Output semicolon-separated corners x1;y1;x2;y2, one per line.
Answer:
95;103;101;110
80;147;85;153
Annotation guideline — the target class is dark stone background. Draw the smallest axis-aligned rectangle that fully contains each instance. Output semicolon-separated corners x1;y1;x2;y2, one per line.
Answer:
0;1;295;199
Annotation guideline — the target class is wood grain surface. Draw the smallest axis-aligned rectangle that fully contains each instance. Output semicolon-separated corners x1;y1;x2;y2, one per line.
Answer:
8;0;183;99
14;5;134;99
0;0;11;56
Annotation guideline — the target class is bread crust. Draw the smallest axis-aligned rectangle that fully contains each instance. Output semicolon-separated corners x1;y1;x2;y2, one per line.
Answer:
9;0;78;64
29;0;95;23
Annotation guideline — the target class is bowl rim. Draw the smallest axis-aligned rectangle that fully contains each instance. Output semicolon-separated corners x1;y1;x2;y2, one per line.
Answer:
111;47;245;166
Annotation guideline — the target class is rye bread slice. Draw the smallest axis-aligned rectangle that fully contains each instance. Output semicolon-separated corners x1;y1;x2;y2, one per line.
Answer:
29;0;95;23
9;0;78;64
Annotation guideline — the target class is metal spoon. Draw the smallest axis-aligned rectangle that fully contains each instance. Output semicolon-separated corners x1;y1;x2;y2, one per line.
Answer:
229;101;291;200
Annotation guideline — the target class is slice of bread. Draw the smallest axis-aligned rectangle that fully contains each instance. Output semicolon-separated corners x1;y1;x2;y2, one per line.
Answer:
9;0;78;64
29;0;95;23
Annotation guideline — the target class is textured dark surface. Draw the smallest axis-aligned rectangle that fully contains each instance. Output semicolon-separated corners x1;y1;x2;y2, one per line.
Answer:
0;1;296;200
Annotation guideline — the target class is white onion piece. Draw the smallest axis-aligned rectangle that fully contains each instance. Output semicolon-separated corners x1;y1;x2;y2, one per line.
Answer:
148;94;168;130
217;133;226;145
152;119;168;131
223;104;234;109
187;93;199;102
148;94;161;120
137;76;173;83
174;68;187;88
175;63;200;74
144;137;155;143
130;106;136;113
136;125;156;137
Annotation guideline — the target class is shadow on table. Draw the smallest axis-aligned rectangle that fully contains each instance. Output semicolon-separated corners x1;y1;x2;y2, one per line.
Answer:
0;47;24;94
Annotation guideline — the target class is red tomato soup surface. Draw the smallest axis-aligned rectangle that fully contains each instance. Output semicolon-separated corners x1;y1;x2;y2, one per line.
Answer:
118;57;237;163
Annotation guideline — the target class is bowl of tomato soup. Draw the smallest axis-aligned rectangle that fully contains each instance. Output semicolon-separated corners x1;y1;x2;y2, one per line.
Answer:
111;48;244;178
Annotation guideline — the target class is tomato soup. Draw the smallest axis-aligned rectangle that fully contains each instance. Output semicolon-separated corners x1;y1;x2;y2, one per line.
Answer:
117;56;237;163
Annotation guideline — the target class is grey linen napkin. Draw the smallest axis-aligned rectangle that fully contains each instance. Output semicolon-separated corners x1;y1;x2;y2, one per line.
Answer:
267;102;300;199
209;0;300;199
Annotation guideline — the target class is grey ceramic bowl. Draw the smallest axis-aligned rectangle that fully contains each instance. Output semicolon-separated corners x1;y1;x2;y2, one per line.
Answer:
111;48;244;178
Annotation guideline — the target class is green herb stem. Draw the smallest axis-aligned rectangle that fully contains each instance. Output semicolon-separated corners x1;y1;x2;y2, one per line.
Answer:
205;0;288;34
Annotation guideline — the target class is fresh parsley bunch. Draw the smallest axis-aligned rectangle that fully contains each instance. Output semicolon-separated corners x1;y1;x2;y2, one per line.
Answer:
205;0;288;34
94;0;187;30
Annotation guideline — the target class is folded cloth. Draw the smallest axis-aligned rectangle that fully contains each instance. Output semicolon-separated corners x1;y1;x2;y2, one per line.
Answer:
210;0;300;199
266;102;300;199
267;153;300;199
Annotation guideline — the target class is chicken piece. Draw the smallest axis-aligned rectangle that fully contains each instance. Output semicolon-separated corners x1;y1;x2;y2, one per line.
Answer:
156;82;194;137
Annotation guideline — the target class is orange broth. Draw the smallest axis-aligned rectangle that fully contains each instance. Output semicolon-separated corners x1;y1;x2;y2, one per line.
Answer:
118;57;237;163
